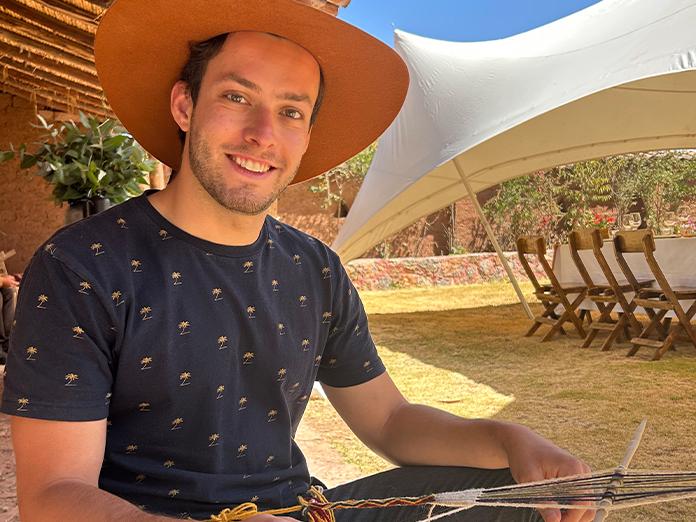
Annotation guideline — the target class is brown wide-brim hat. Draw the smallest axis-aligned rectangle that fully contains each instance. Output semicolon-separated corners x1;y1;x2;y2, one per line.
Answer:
94;0;409;185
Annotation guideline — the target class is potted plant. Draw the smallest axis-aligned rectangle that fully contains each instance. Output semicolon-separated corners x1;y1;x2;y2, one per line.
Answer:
0;112;156;222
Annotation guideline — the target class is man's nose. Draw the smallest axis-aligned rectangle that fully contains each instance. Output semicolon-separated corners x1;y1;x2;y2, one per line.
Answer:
243;107;276;149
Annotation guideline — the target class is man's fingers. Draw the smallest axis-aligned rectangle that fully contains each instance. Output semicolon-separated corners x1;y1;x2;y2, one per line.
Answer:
538;507;562;522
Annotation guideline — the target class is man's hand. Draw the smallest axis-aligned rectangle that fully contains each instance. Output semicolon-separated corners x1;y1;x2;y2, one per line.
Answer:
501;424;594;522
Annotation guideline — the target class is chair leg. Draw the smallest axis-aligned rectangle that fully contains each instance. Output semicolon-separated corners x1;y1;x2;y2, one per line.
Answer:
601;313;625;352
628;308;667;357
653;331;677;361
582;329;599;348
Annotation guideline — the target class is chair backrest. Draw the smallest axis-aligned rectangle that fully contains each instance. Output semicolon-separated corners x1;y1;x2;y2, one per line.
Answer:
613;230;652;292
639;234;679;304
568;228;599;289
516;236;547;292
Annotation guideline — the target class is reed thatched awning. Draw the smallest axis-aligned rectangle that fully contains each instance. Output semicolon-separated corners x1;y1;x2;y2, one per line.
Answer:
1;0;350;119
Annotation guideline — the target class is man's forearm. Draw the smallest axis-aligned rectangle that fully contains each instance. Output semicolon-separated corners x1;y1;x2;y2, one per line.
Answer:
20;479;174;522
378;402;531;469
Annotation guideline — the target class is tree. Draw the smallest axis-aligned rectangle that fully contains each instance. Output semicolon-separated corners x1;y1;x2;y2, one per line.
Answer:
309;143;376;217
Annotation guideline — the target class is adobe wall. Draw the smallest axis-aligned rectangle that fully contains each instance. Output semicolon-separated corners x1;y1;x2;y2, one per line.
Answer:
0;95;65;273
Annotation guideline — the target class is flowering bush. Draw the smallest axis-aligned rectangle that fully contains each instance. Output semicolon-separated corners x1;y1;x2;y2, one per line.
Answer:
592;209;616;228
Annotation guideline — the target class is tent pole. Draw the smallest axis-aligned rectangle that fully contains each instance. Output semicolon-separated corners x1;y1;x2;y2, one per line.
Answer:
453;158;534;320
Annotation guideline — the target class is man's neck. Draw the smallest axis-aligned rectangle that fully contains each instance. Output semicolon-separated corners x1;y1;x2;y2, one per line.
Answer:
147;174;268;247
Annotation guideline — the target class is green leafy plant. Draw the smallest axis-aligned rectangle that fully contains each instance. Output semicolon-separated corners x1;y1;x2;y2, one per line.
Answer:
0;112;155;205
309;142;376;217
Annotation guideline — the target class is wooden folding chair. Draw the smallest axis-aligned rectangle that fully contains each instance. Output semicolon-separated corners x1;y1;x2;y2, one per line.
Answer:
516;236;587;342
568;228;634;350
615;231;696;360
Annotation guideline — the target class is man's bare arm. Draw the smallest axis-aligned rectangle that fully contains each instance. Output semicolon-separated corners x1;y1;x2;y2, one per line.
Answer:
11;416;168;521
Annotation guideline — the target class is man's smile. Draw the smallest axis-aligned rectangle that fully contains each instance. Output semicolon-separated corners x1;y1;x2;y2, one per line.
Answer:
226;153;277;177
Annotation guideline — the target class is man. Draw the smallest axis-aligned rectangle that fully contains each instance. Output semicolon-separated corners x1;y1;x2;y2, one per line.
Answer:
0;272;19;363
1;1;592;521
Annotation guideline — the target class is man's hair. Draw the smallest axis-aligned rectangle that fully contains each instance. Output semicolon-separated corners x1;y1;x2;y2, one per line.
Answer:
176;32;325;146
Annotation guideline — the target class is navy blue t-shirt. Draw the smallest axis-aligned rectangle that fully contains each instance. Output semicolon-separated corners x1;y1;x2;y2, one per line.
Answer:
1;193;385;519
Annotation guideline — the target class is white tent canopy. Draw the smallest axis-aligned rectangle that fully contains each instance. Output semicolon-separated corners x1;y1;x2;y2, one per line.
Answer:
332;0;696;265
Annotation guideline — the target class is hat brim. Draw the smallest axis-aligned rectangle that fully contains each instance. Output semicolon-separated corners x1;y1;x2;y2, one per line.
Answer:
94;0;409;185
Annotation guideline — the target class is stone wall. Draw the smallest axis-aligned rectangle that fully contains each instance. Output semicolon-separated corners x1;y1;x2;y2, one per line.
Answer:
344;251;547;291
0;95;65;274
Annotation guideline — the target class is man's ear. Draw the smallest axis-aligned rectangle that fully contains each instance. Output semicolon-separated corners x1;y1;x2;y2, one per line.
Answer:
171;81;193;133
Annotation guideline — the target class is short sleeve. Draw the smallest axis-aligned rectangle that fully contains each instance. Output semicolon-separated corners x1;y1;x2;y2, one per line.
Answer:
0;248;116;420
316;262;385;387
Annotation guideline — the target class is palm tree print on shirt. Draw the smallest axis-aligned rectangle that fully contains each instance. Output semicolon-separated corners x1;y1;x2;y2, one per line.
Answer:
298;295;308;307
363;360;373;373
208;433;221;447
314;355;322;367
138;402;151;412
272;279;279;292
140;356;152;370
238;396;248;410
72;326;85;339
116;217;128;229
112;290;124;306
277;323;286;335
159;229;172;240
301;339;311;351
90;242;104;256
178;321;190;335
179;371;191;386
140;306;152;321
126;444;138;454
44;243;56;255
267;409;278;422
135;474;145;483
36;294;48;309
65;373;79;386
131;259;142;272
217;336;228;350
246;306;256;319
267;238;274;249
168;489;179;498
292;254;301;265
171;418;184;430
164;460;175;468
17;398;29;411
237;444;248;458
212;288;223;301
242;352;255;365
277;368;287;381
242;261;254;273
321;267;331;279
171;272;182;285
216;385;225;399
265;455;275;467
322;312;332;324
78;281;91;294
25;346;38;360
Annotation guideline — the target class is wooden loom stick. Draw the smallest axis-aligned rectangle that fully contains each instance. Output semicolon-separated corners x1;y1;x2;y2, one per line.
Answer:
592;419;648;522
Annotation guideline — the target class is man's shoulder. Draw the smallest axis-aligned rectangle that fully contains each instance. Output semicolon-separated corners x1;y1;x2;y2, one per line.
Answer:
37;196;146;271
267;216;340;262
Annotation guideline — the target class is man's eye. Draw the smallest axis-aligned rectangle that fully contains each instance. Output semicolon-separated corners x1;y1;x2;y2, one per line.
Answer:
283;109;303;120
224;94;246;104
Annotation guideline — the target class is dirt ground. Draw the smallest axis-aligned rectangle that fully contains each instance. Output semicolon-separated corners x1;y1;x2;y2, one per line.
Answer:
0;375;357;521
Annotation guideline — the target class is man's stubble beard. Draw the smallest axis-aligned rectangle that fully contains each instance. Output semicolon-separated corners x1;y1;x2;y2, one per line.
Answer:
188;123;297;216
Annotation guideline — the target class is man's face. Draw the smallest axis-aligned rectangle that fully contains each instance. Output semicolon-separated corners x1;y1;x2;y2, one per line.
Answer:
183;32;320;215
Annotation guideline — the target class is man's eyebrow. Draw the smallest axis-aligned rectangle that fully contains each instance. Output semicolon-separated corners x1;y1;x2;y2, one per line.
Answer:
217;73;314;105
217;73;260;93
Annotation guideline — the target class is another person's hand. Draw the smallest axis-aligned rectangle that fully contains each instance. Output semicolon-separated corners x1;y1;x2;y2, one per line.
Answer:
502;424;594;522
1;274;19;288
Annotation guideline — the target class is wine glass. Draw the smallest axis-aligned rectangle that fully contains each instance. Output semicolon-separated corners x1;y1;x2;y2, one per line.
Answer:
663;211;677;236
625;212;641;231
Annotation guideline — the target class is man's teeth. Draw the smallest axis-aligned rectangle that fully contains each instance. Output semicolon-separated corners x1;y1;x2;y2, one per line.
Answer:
232;156;271;173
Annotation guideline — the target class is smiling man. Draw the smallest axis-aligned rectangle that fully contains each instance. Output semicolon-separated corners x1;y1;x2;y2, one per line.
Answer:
1;1;592;521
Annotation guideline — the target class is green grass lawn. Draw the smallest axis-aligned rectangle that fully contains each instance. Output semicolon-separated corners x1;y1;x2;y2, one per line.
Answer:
303;281;696;522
